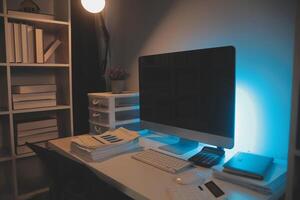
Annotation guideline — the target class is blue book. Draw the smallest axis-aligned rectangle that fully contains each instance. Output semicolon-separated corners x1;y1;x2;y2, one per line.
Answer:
223;152;273;180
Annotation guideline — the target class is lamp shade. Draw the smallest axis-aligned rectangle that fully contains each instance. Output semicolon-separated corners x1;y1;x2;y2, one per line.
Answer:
81;0;105;13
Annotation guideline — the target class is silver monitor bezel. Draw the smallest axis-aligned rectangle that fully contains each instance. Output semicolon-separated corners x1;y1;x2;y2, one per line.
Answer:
141;120;234;149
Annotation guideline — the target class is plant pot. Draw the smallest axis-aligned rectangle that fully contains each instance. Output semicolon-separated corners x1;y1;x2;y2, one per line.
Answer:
111;80;125;94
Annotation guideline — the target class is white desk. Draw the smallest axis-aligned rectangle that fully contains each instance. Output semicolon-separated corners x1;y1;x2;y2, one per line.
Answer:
48;134;284;200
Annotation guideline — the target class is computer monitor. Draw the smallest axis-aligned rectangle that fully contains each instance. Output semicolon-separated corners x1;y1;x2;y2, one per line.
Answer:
138;46;235;155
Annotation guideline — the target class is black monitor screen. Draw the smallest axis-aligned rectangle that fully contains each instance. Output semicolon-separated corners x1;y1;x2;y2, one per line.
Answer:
139;46;235;139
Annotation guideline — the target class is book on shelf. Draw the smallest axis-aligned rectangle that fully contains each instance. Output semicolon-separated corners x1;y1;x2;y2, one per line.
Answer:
71;127;140;161
27;25;35;63
7;10;54;20
44;39;62;62
35;28;44;63
12;84;57;94
13;23;22;63
13;92;56;102
12;72;55;86
17;118;57;131
16;142;47;155
7;23;15;63
13;97;56;110
18;131;59;145
18;126;58;137
21;24;28;63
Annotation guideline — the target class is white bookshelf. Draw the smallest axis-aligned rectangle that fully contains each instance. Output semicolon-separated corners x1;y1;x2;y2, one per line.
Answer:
0;0;73;199
88;92;140;134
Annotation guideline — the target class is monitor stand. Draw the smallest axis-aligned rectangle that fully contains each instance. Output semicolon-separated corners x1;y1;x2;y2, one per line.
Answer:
158;138;199;155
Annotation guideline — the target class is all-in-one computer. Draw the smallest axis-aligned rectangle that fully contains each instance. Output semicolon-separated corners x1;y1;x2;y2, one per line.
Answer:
137;46;235;167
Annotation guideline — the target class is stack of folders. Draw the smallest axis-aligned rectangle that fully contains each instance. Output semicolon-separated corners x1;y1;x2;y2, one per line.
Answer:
7;21;62;64
12;84;57;110
16;118;59;155
71;127;141;161
212;152;286;195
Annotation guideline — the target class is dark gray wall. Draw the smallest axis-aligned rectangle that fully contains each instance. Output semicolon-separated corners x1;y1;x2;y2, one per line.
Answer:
106;0;297;160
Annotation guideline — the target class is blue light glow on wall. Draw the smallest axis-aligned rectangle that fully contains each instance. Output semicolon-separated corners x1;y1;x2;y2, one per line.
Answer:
234;84;263;154
109;0;297;160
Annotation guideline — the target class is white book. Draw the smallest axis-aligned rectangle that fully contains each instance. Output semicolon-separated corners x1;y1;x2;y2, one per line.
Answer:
12;84;57;94
212;163;287;194
8;10;54;20
7;23;15;63
16;142;47;155
17;118;57;131
18;131;59;145
13;99;57;110
13;92;56;102
44;40;61;62
12;71;55;86
18;126;58;137
27;26;35;63
21;24;28;63
13;23;22;63
35;28;44;63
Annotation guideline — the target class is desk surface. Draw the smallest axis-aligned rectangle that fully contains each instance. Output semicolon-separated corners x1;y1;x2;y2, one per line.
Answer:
48;134;283;200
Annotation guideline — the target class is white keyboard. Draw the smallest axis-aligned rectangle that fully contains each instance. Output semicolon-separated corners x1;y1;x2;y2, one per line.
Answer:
132;149;192;174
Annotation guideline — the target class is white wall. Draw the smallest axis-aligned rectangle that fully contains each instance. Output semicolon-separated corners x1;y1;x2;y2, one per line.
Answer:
106;0;297;160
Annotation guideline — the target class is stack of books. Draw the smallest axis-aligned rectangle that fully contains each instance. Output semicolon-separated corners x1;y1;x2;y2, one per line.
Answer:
16;118;59;155
7;11;62;64
212;152;286;195
71;127;141;161
12;84;57;110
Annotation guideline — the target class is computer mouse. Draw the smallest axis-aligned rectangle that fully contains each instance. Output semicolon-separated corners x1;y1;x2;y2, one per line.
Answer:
174;171;206;185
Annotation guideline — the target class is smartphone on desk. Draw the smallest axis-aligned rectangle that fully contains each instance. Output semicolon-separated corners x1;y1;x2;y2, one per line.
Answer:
200;180;227;200
167;180;227;200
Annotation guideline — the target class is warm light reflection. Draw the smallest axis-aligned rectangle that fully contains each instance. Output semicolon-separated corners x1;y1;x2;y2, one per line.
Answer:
81;0;105;13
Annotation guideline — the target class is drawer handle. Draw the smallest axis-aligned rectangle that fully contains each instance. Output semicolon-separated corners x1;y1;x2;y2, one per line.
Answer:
92;99;101;105
92;113;101;118
94;126;102;133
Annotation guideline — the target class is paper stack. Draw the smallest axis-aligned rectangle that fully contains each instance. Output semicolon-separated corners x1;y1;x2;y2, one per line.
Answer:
71;127;141;161
212;162;287;195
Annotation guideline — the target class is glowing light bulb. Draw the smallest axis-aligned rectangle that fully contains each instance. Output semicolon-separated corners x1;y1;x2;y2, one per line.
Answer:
81;0;105;13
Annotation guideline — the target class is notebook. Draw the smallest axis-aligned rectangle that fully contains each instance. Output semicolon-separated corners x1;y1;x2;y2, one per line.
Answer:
223;152;273;180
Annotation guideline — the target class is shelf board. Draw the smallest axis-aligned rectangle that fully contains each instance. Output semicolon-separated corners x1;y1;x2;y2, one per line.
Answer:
10;63;69;68
89;105;140;113
16;152;36;159
7;14;69;31
89;91;139;98
12;105;70;114
0;63;6;66
89;120;110;128
0;111;9;115
116;105;140;112
116;118;140;126
0;156;12;162
17;187;49;200
0;149;12;162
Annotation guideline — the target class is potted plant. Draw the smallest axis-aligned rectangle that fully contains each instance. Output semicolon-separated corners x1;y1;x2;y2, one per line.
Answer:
108;67;129;94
